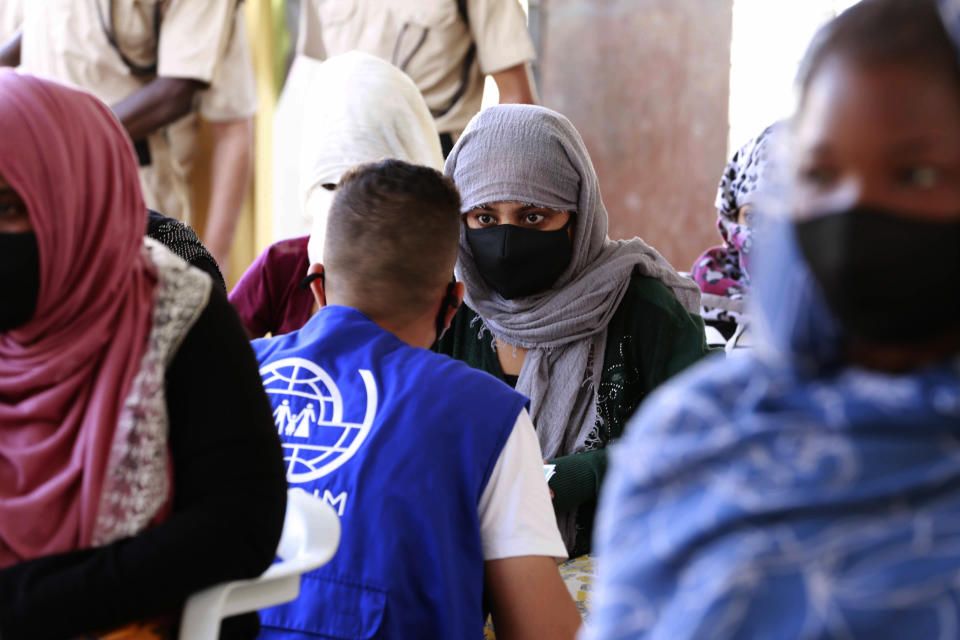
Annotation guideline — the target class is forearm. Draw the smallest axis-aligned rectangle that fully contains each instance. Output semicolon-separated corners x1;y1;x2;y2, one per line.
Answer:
203;117;254;266
485;556;581;640
491;62;538;105
0;500;277;639
0;449;283;640
548;448;608;514
113;77;205;142
0;31;21;67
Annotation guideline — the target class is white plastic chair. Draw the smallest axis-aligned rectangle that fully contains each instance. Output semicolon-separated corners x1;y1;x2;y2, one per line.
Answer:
178;488;341;639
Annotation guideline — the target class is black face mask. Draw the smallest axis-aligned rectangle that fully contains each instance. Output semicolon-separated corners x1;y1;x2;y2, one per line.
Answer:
794;206;960;345
0;232;40;332
465;220;573;300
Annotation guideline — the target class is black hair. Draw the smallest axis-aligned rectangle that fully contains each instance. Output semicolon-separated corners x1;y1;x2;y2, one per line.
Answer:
323;159;462;319
797;0;960;101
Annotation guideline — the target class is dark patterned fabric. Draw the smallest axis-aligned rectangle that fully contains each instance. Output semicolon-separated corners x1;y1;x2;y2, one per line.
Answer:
145;210;225;294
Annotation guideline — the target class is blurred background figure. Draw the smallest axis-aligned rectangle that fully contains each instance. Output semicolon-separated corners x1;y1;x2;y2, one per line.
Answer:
271;0;537;241
0;0;255;274
298;0;537;151
691;122;782;353
180;9;257;273
100;0;863;291
231;51;444;339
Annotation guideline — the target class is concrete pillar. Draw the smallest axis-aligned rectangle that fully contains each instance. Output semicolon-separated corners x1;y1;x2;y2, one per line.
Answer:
537;0;733;272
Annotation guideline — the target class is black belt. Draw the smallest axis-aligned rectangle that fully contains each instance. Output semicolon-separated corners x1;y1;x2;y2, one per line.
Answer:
134;138;152;167
439;133;454;158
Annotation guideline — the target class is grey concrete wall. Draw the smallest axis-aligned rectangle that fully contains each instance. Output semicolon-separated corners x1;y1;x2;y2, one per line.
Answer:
537;0;733;271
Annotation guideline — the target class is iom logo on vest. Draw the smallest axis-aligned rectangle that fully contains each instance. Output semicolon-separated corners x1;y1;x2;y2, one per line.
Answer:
259;357;379;487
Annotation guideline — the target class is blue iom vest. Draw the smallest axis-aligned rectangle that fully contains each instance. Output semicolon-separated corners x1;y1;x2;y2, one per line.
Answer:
251;306;527;640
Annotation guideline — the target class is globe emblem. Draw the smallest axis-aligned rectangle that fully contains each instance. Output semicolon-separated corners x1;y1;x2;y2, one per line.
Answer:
259;357;378;484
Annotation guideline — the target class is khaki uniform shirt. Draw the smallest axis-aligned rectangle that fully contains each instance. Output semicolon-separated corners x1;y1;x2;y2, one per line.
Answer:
20;0;242;222
298;0;535;136
166;9;258;200
197;9;257;123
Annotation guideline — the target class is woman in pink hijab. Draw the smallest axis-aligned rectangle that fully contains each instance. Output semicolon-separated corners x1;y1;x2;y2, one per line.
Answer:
0;72;286;639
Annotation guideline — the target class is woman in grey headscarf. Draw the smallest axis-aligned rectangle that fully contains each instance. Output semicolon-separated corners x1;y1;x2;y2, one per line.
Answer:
438;104;710;554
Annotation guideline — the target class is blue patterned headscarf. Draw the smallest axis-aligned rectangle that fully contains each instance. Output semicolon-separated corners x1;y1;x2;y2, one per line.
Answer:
584;3;960;637
585;219;960;640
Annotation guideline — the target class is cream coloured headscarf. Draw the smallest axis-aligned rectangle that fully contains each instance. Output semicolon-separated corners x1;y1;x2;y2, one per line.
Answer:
301;51;445;264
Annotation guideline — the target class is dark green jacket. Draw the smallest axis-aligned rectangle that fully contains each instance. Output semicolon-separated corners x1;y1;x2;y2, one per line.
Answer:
437;270;713;554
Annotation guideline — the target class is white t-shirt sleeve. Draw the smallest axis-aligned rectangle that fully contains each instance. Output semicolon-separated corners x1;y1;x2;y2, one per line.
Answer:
478;409;568;561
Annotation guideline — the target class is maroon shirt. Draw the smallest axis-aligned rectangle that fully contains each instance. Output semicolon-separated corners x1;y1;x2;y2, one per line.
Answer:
229;236;314;338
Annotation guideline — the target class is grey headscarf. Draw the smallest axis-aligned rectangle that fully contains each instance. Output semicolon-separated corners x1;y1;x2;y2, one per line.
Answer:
446;105;700;543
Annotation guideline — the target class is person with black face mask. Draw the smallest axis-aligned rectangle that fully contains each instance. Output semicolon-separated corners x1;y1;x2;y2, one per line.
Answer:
585;2;960;639
437;105;712;557
0;73;286;640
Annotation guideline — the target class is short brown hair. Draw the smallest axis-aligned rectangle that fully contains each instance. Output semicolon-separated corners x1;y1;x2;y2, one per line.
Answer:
324;159;461;320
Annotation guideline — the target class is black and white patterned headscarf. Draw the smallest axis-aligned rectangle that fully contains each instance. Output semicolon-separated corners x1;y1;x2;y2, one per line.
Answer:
692;123;782;323
716;123;781;225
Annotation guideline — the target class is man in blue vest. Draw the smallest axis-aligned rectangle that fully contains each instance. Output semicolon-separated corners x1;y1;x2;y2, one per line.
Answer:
252;159;580;639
